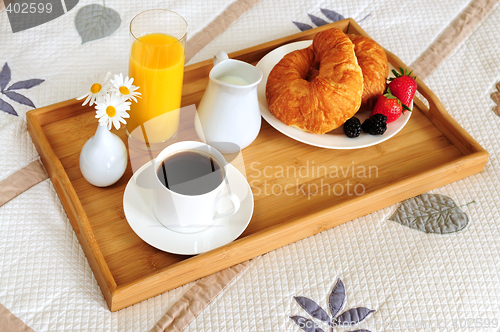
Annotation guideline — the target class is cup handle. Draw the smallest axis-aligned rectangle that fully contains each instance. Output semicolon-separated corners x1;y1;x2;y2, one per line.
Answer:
213;192;240;220
213;51;229;67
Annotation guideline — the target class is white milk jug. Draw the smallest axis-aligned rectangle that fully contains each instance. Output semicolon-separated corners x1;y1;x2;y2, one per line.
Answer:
195;51;263;154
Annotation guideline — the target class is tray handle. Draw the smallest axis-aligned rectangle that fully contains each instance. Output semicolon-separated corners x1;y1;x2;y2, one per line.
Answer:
26;111;118;302
347;18;487;157
27;112;82;233
51;175;81;234
384;50;487;157
414;76;488;156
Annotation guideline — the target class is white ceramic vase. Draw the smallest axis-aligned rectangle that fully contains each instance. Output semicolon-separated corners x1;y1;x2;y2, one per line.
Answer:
79;124;127;187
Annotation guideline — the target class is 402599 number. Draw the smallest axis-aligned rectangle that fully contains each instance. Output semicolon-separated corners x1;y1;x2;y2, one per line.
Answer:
6;2;53;14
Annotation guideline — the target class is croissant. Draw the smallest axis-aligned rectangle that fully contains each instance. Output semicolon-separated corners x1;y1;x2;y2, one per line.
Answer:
265;28;363;134
348;34;388;111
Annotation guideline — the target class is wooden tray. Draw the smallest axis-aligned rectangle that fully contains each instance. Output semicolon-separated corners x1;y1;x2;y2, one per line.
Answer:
27;19;489;311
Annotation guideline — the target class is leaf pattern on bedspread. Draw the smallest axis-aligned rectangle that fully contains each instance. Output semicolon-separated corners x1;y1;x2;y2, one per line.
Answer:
389;193;472;234
292;9;370;31
0;63;45;116
75;4;121;44
290;278;375;332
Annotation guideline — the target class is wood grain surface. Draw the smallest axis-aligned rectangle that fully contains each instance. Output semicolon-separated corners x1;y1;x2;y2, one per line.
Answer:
26;19;489;311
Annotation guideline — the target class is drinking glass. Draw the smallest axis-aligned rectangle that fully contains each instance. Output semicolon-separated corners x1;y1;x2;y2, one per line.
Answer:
127;10;187;148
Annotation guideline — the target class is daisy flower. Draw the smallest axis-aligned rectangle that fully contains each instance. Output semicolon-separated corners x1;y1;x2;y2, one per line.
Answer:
77;72;111;106
109;73;141;102
95;93;131;130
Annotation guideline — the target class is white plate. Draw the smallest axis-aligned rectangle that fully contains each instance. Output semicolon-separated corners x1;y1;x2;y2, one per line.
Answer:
123;161;254;255
256;40;412;149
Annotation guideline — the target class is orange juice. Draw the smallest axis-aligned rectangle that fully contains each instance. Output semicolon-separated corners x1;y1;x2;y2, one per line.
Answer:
128;33;185;143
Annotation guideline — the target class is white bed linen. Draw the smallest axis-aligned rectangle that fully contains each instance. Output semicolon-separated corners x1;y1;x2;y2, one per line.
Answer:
1;0;500;331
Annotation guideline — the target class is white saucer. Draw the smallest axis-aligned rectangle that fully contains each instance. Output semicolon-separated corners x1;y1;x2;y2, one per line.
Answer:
256;40;412;149
123;161;254;255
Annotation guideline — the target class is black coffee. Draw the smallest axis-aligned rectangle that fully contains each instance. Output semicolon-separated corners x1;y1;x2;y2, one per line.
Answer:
157;150;223;195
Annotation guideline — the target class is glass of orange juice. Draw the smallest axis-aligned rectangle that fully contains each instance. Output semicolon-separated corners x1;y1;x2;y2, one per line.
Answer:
128;10;187;149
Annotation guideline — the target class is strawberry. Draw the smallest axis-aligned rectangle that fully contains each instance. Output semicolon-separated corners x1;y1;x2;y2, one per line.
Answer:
387;67;417;112
370;89;403;123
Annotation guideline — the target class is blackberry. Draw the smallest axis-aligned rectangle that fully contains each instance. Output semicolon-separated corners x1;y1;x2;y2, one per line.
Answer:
362;114;387;135
343;117;362;138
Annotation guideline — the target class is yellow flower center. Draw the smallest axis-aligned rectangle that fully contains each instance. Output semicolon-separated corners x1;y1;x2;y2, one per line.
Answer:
106;106;116;117
90;83;102;94
119;86;130;95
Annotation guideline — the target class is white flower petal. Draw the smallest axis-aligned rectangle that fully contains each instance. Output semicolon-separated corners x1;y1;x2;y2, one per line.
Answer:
112;118;121;130
82;95;92;106
95;95;106;104
112;73;123;87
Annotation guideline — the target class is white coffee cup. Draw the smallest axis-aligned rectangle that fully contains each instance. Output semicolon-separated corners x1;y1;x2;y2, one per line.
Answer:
152;141;240;233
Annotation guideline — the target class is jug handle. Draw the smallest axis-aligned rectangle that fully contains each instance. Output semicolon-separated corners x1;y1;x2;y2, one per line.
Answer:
213;51;229;66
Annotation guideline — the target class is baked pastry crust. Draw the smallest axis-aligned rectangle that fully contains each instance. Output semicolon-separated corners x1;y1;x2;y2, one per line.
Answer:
348;34;389;111
265;28;363;134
